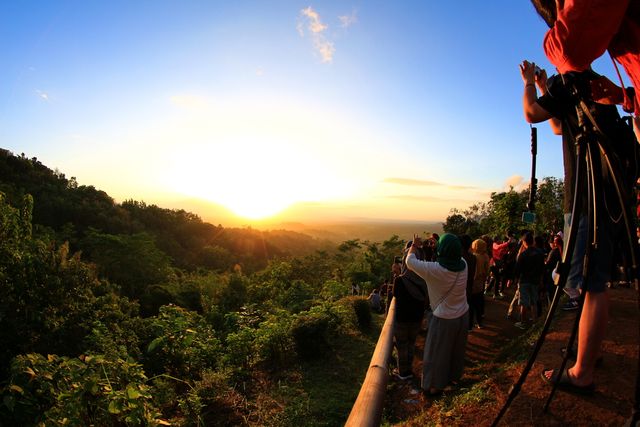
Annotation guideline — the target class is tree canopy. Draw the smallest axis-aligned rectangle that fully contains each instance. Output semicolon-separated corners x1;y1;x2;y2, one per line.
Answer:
443;177;564;238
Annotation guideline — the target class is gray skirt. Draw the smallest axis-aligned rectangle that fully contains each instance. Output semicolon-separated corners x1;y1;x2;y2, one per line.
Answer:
422;311;469;391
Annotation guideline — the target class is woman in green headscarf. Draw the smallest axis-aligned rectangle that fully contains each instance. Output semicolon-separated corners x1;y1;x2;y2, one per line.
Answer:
405;233;469;395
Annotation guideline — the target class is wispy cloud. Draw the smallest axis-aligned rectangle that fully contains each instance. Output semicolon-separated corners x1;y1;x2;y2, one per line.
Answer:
298;6;334;63
315;41;335;63
301;6;327;33
35;89;50;102
383;177;478;191
297;6;354;63
339;10;358;28
504;174;527;191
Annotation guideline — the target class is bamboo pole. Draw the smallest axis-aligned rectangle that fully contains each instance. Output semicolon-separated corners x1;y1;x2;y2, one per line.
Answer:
345;298;396;427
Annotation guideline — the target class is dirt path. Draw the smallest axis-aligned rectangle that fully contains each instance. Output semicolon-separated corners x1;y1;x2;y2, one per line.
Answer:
386;284;640;426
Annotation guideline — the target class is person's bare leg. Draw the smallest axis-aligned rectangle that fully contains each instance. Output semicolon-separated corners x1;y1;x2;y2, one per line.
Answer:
542;290;608;385
568;290;609;385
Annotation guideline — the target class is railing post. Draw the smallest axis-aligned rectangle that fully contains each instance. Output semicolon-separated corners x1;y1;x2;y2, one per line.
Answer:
345;298;396;427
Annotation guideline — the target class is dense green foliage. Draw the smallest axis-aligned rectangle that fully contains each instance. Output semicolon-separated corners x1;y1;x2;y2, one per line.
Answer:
0;149;566;425
442;177;564;238
0;149;409;425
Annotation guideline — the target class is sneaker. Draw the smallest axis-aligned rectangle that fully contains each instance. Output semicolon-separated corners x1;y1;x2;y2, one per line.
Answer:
484;291;494;297
561;299;579;311
498;292;505;299
514;321;527;330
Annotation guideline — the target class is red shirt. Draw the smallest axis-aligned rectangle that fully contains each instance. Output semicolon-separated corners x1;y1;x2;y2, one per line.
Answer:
492;241;509;262
543;0;640;113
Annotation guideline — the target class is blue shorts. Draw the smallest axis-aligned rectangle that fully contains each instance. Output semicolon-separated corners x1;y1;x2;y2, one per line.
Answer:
518;282;538;306
565;214;613;294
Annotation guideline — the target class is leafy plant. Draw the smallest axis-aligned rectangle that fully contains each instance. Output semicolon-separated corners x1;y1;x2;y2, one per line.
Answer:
0;353;165;426
351;297;373;329
291;312;330;359
144;305;221;379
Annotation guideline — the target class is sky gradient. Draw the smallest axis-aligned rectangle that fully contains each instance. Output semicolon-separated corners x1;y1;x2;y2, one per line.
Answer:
0;1;625;225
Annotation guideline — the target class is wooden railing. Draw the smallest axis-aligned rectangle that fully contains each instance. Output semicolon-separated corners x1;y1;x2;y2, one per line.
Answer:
345;298;396;427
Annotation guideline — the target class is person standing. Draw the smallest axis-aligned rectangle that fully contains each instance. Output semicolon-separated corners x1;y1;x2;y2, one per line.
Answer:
367;289;382;313
392;246;427;380
486;236;509;298
406;233;469;396
513;232;546;330
460;235;478;331
520;53;630;393
471;238;490;329
544;235;563;306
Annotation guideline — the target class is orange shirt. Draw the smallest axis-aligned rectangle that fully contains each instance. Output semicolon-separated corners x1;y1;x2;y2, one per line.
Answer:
543;0;640;113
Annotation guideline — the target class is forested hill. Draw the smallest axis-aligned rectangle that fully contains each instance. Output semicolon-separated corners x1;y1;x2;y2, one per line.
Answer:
0;149;329;274
0;148;402;425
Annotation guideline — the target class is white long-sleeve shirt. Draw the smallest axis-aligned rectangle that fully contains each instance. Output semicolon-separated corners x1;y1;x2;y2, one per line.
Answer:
405;253;469;319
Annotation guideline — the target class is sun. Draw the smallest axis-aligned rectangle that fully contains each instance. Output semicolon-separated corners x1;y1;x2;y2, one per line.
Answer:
165;137;349;221
157;98;367;220
214;187;294;220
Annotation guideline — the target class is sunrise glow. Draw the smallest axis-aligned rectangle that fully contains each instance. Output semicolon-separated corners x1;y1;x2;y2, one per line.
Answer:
3;2;577;224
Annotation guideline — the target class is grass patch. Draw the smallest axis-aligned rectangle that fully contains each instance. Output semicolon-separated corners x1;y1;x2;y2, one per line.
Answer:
251;312;384;426
297;313;385;425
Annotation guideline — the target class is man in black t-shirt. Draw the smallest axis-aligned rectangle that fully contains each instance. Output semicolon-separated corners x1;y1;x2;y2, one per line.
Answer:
519;60;634;394
513;232;545;329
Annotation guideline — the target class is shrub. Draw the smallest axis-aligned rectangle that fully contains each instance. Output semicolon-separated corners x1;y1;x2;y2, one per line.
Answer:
320;279;350;301
223;327;255;373
333;296;372;330
0;353;163;426
182;369;246;427
144;305;221;379
253;314;295;370
223;312;295;371
309;300;354;335
351;297;372;329
291;312;330;359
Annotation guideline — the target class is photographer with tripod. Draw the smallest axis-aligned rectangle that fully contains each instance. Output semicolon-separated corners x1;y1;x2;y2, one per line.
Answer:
524;1;640;423
491;6;640;423
520;55;634;390
520;1;640;400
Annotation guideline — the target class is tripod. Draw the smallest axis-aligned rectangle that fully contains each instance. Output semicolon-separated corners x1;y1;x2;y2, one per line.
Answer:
492;74;640;426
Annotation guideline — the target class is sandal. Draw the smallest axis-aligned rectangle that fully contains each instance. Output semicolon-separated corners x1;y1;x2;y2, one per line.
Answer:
541;367;595;395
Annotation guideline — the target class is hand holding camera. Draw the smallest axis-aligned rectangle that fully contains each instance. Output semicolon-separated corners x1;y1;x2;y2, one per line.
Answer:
520;60;551;97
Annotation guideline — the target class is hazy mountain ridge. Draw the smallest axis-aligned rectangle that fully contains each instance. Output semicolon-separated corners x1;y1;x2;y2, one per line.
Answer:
267;220;443;243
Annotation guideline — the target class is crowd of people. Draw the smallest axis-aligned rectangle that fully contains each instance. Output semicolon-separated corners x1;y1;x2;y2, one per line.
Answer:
364;230;578;396
366;0;640;421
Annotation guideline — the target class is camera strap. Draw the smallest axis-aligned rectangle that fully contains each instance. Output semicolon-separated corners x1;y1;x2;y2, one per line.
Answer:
609;50;637;114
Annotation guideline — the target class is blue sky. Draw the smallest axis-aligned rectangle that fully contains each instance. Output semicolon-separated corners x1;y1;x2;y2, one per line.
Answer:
0;1;624;224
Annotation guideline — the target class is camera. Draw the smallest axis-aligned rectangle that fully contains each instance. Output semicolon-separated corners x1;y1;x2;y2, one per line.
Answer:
534;66;542;76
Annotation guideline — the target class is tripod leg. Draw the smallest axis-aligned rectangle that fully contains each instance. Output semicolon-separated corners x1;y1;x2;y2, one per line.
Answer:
490;142;587;426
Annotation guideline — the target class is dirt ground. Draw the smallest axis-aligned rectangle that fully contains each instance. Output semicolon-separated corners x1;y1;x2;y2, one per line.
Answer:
386;283;640;426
